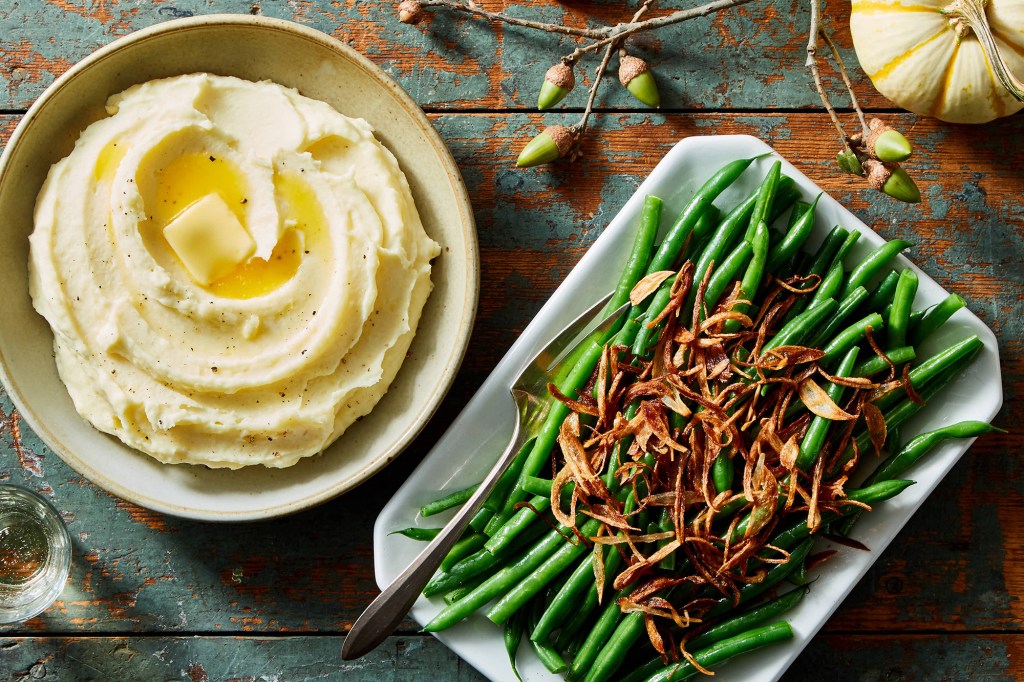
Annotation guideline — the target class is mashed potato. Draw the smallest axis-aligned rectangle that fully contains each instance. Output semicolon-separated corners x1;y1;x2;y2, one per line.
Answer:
28;74;440;469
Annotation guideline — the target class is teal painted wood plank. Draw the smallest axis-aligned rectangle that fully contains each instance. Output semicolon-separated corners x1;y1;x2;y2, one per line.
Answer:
0;635;488;681
0;633;1019;680
786;633;1024;681
0;0;888;111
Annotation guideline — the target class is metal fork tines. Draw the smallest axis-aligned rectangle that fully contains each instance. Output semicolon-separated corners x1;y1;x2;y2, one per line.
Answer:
342;291;629;660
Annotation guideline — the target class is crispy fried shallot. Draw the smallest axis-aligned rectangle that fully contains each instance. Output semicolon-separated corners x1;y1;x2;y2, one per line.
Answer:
541;267;895;659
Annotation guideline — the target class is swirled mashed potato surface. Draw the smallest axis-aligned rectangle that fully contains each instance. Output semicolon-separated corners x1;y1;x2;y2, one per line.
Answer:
28;74;441;469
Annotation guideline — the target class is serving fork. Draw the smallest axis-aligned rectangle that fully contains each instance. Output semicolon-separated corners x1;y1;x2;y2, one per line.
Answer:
342;292;628;660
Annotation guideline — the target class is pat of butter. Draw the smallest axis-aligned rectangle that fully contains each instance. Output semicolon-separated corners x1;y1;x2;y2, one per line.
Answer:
163;193;255;285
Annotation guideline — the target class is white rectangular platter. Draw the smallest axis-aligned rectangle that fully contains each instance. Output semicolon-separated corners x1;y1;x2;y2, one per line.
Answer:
373;135;1003;682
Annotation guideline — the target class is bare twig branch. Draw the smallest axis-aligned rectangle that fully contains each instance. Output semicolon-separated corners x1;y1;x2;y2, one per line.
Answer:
565;0;759;62
819;27;869;137
417;0;604;38
805;0;850;150
572;1;654;149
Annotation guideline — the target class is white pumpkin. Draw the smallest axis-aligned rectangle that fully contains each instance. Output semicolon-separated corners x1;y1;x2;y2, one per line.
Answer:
850;0;1024;123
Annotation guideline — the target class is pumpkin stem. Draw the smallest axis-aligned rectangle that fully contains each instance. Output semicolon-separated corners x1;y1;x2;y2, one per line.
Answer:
944;0;1024;102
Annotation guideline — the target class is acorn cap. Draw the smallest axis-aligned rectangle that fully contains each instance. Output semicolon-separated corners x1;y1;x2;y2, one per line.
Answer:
516;125;576;168
398;0;424;24
538;63;575;110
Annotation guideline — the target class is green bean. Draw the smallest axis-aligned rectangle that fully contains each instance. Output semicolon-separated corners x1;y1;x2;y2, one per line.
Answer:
482;439;534;514
763;298;839;352
839;421;999;534
582;610;647;682
872;335;983;411
767;479;916;550
420;484;479;518
444;572;488;605
532;547;622;644
687;586;807;651
424;520;550;597
705;538;812;617
501;339;605;516
699;240;754;321
487;519;603;625
643;622;795;682
656;517;678;571
609;196;662;312
469;506;493;532
440;532;488;572
887;426;903;453
831;227;861;270
426;522;584;631
722;220;769;334
818;312;884;367
807;261;844;310
887;269;919;349
567;586;632;680
766;193;820;274
504;607;526;682
605;402;639;488
520;475;554;498
689;205;722;255
868;420;1001;485
788;200;813;231
686;193;760;314
852;345;916;378
833;351;981;472
910;293;967;346
806;285;870;349
619;657;668;682
642;177;800;352
712;451;735;495
841;239;913;299
553;587;599;652
864;270;900;313
528;595;569;674
389;526;440;541
744;159;782;242
805;224;849;279
796;346;859;470
486;494;552;554
647;156;762;275
482;508;508;536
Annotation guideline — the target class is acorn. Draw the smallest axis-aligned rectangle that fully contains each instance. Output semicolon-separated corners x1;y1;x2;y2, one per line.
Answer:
836;149;865;176
516;125;577;168
866;118;912;163
398;0;425;24
863;159;921;203
538;63;576;110
618;55;660;108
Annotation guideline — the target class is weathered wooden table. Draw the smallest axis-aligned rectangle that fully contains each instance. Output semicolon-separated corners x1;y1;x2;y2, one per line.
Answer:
1;0;1021;679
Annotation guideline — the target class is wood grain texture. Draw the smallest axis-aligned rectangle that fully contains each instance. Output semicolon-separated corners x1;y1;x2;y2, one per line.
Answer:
0;0;1022;677
0;0;890;111
0;633;1020;680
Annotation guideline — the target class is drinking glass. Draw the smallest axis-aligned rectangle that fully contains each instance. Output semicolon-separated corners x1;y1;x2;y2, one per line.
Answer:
0;485;71;624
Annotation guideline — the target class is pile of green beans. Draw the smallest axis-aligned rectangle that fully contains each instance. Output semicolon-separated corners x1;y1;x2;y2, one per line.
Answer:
395;157;994;681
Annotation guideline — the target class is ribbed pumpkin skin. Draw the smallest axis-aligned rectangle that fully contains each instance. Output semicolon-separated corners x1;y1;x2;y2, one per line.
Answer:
850;0;1024;123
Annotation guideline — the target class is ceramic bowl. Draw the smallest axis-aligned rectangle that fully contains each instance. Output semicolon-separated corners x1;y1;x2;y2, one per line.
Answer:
0;15;478;520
